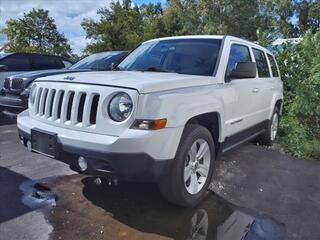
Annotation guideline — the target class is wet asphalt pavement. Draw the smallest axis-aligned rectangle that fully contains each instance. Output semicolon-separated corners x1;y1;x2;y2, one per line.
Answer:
0;114;319;240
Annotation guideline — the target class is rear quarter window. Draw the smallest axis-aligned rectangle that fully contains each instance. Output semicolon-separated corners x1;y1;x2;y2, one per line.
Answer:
252;48;271;78
267;54;279;77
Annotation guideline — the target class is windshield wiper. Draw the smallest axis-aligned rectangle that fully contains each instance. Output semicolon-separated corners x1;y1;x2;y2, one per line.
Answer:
142;67;169;73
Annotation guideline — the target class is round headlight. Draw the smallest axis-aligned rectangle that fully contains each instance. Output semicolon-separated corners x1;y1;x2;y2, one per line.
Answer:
29;84;37;105
108;92;133;122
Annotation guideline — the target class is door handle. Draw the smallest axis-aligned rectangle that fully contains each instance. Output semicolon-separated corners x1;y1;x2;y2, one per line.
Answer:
252;88;260;93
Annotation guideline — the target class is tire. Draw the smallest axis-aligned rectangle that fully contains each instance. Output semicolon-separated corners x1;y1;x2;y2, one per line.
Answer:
257;107;280;146
158;124;215;207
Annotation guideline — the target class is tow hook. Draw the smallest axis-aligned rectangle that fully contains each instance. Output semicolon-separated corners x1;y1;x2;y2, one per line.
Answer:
94;177;118;186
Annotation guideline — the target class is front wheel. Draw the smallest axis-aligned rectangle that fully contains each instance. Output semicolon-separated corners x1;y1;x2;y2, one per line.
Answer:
158;124;215;207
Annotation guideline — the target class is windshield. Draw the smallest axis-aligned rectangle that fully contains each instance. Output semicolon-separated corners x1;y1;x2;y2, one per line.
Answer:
70;52;122;70
117;38;222;76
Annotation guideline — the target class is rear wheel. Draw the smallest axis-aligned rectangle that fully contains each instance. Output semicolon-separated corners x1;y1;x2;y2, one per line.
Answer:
257;107;280;146
158;124;215;207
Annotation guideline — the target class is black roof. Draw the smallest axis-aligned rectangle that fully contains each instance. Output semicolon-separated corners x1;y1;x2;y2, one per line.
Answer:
3;52;71;62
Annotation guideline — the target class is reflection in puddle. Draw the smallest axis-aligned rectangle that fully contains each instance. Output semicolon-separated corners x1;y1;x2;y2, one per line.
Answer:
20;178;57;209
47;175;286;240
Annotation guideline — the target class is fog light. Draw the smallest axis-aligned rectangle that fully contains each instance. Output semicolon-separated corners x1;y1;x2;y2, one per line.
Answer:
77;156;88;172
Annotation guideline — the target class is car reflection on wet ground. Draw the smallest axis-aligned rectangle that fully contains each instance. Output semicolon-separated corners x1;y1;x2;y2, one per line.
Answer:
32;175;286;240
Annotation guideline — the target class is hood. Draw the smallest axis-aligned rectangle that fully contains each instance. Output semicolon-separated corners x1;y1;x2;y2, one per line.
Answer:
8;69;91;89
35;71;219;94
10;69;91;81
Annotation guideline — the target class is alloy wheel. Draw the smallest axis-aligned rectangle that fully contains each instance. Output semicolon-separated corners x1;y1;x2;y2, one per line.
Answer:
270;113;279;141
184;139;211;195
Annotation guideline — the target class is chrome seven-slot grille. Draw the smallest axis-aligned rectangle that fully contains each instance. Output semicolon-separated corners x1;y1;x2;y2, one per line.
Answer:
33;86;100;127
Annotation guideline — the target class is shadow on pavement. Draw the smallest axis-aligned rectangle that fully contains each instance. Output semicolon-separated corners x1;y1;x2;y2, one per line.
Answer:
0;114;16;126
0;167;31;223
78;177;286;240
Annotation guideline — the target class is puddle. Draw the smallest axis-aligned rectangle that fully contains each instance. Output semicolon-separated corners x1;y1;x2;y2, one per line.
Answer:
46;175;286;240
20;178;57;209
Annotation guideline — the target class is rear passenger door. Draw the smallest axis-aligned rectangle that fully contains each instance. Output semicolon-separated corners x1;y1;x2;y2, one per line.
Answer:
252;48;274;121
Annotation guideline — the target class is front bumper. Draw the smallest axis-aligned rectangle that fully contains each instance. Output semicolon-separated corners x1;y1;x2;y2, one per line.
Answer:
0;94;28;116
17;111;183;181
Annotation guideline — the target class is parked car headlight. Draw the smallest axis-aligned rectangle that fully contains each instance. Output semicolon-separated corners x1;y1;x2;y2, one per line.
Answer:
29;84;37;105
108;92;133;122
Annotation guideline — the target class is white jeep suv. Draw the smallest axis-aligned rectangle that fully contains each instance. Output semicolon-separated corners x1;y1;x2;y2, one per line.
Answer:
17;35;283;207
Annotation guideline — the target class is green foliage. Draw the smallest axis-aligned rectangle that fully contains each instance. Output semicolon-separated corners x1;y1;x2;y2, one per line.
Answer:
303;140;320;160
256;27;277;48
295;0;320;35
82;0;319;54
258;0;319;38
275;31;320;160
277;115;308;158
257;0;296;37
81;0;146;53
82;0;266;54
2;9;72;58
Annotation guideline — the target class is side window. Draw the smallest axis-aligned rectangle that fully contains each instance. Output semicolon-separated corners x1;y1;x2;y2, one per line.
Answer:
32;55;65;70
226;44;251;77
252;48;271;78
62;60;72;68
0;54;32;71
267;54;279;77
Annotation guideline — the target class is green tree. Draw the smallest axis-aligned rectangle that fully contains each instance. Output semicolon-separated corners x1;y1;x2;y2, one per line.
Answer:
275;31;320;159
258;0;296;38
162;0;261;40
294;0;320;35
256;27;277;48
82;0;145;53
2;8;72;57
140;3;166;39
223;0;261;40
162;0;201;36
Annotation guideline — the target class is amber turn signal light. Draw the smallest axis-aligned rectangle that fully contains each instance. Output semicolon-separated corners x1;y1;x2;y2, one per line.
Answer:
131;119;167;130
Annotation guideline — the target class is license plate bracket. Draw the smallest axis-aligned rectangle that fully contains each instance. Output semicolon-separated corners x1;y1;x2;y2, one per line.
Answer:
31;128;58;158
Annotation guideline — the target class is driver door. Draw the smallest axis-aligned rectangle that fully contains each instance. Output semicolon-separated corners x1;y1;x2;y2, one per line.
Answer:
223;43;260;137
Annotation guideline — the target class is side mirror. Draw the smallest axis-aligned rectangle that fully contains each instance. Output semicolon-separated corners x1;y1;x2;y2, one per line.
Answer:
230;62;256;79
0;65;8;71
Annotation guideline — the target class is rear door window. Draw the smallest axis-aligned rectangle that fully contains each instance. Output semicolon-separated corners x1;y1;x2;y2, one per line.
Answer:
226;44;252;77
0;54;32;71
252;48;271;78
267;54;279;77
